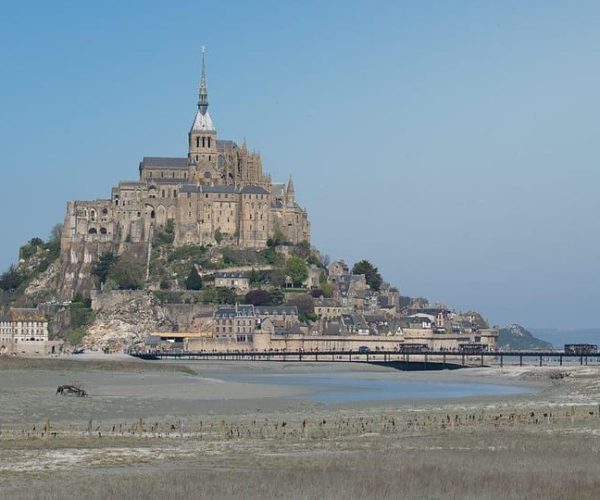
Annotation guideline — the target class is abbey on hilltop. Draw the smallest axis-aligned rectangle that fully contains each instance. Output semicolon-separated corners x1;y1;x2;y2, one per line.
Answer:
61;50;310;259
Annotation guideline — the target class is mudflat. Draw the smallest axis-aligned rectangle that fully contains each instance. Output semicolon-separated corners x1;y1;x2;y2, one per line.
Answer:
1;355;599;499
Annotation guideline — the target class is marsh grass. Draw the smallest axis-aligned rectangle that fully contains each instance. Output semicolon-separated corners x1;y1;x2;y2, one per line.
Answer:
3;431;600;499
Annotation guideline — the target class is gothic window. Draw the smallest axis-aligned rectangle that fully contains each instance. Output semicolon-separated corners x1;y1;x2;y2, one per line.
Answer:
196;137;200;148
173;189;177;198
102;208;108;215
88;228;97;235
150;210;155;219
100;227;107;235
202;137;206;148
208;137;211;148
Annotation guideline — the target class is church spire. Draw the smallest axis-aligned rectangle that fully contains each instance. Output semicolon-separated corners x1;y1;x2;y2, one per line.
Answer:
286;175;295;206
198;46;209;115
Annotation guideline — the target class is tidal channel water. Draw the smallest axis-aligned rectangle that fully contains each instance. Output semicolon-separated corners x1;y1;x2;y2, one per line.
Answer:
218;370;533;405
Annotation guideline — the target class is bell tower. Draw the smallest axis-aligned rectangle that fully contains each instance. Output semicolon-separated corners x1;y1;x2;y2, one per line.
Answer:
189;47;217;165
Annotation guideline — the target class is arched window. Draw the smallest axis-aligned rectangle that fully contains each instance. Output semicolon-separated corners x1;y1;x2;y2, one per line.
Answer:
102;208;108;215
88;228;97;235
208;137;211;148
196;137;200;148
202;137;206;148
100;227;107;235
150;210;155;219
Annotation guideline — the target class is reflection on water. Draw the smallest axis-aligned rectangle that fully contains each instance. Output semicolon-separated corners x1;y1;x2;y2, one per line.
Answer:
219;371;532;405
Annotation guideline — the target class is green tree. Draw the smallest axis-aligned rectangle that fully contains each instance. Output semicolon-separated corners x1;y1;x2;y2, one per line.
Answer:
185;267;203;290
154;219;175;246
286;257;308;287
289;294;315;322
215;287;237;304
92;252;117;285
108;260;145;290
352;260;383;291
245;289;269;306
267;288;285;306
0;265;25;291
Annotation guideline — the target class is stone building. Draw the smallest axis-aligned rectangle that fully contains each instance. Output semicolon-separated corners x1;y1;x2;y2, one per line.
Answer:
0;308;50;356
213;272;250;293
213;304;256;343
61;50;310;267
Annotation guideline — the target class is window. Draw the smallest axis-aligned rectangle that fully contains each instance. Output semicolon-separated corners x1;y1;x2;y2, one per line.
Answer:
202;137;206;148
208;137;211;148
196;137;200;148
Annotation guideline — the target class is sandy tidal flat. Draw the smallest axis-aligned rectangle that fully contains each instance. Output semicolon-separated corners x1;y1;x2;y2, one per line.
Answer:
1;357;600;499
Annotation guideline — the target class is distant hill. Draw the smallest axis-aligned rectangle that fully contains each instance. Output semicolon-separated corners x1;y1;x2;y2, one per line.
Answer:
498;324;554;351
529;328;600;350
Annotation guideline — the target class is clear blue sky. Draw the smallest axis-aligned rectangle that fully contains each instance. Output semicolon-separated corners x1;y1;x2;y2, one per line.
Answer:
1;0;599;330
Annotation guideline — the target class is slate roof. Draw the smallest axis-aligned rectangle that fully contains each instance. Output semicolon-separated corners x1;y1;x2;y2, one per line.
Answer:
214;305;255;318
240;185;269;195
191;110;215;132
140;157;189;169
255;306;299;316
217;140;237;151
214;272;247;279
179;184;269;195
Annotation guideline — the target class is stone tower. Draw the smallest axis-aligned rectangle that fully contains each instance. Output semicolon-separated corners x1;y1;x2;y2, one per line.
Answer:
188;48;217;166
286;176;295;207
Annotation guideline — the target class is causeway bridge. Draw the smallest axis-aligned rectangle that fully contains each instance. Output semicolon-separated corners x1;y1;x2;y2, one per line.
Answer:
130;349;600;369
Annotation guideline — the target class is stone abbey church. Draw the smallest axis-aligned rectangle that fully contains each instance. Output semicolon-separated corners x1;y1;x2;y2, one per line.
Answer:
61;52;310;261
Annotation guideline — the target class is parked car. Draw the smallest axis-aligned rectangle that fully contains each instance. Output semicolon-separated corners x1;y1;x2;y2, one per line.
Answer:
358;346;371;354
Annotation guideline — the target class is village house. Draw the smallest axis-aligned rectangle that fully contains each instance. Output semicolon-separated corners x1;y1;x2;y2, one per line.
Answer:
314;297;344;320
213;272;250;293
213;304;255;343
0;308;51;356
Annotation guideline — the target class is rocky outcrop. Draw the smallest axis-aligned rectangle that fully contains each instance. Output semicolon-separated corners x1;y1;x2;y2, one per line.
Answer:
498;324;554;350
85;291;175;351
